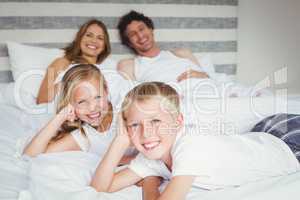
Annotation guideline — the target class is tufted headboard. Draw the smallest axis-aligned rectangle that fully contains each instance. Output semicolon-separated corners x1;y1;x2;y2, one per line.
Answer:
0;0;238;83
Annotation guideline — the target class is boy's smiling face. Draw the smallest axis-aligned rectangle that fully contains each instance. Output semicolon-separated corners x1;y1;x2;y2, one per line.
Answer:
124;97;183;162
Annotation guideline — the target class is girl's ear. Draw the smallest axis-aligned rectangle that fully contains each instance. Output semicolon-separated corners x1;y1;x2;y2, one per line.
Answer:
176;113;184;129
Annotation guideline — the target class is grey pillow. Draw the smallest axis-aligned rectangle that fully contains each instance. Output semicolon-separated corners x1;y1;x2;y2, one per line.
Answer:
251;113;300;162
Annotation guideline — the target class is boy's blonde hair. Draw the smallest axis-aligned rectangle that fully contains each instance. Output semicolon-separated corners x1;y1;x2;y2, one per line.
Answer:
53;64;112;141
122;82;180;120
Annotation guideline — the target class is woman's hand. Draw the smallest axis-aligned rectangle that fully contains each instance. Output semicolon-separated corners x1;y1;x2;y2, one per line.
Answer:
177;70;209;82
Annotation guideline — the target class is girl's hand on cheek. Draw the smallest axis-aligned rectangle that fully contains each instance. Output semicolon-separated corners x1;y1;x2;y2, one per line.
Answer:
58;104;77;122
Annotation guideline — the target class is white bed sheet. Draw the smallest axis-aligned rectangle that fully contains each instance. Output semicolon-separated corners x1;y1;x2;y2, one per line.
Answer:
1;94;300;200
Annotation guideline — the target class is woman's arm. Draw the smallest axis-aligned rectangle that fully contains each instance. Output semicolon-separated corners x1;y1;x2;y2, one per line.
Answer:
36;57;70;104
23;104;77;156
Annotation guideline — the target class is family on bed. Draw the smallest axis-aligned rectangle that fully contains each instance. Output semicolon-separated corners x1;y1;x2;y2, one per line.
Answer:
20;10;300;200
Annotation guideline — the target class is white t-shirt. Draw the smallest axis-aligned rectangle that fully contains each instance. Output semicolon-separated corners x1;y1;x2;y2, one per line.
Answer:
134;50;203;83
129;132;300;190
71;124;116;157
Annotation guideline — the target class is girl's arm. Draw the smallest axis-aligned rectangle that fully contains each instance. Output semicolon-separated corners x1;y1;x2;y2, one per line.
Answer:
36;57;70;104
157;176;195;200
23;104;76;156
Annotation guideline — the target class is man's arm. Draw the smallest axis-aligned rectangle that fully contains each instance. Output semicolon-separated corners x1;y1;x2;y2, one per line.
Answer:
172;48;209;82
172;48;201;67
117;58;136;80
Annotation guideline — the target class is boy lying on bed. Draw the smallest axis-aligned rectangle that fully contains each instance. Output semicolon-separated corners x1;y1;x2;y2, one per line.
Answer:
90;81;299;200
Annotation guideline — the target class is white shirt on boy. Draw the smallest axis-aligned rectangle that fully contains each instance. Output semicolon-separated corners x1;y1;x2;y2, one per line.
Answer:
129;131;299;190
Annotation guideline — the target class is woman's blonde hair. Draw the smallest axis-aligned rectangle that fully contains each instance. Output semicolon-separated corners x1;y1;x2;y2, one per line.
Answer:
52;64;112;141
122;82;180;120
64;19;111;64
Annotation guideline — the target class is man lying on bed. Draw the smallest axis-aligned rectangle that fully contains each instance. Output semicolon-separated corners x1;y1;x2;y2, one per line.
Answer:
116;10;268;98
116;10;209;84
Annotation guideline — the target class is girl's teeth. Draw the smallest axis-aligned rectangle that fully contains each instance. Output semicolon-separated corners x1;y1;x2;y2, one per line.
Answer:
88;113;100;118
144;141;159;150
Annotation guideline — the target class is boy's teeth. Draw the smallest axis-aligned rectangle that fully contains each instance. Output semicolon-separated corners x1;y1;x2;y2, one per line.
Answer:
144;141;159;150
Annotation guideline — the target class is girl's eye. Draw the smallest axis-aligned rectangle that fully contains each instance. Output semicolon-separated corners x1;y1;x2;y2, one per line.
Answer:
95;95;102;100
77;100;88;106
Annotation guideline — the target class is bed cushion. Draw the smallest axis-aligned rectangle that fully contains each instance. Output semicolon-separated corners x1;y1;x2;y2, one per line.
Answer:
251;113;300;162
6;41;64;98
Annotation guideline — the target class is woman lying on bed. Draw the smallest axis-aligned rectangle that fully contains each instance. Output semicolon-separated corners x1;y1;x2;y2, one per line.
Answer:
36;19;113;105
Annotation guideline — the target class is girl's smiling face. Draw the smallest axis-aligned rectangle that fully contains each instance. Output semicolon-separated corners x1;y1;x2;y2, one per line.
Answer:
72;78;108;127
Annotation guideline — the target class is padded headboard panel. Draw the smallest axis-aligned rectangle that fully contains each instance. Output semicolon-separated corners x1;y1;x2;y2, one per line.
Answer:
0;0;238;82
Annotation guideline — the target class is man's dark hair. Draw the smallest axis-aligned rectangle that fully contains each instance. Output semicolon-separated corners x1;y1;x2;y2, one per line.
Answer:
117;10;154;52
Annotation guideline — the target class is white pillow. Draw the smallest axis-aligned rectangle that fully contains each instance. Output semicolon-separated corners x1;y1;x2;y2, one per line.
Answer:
6;41;64;98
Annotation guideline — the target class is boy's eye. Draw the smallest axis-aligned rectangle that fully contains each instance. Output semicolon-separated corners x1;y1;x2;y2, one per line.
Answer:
128;123;140;131
151;119;161;125
95;95;102;100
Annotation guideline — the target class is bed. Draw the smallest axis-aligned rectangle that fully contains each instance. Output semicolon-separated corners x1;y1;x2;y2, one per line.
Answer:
1;1;300;199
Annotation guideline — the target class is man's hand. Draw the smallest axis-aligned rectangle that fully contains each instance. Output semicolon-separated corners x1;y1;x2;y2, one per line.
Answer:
177;70;209;82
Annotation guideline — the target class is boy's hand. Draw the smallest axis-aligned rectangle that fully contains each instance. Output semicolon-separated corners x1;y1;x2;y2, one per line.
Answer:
115;113;131;147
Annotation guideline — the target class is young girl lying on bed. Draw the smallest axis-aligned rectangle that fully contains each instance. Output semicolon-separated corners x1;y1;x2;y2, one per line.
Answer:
90;81;300;200
24;64;120;159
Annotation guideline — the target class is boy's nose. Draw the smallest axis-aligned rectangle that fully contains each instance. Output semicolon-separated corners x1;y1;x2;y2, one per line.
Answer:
142;121;155;138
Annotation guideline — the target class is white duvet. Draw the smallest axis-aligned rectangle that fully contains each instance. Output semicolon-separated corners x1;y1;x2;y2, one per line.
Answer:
1;82;300;200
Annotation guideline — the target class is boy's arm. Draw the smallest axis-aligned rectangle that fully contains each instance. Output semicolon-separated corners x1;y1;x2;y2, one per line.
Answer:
142;176;162;200
157;176;195;200
90;136;142;192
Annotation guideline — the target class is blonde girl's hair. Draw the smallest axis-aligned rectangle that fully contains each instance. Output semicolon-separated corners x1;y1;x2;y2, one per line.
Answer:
64;19;111;64
121;82;180;120
52;64;112;141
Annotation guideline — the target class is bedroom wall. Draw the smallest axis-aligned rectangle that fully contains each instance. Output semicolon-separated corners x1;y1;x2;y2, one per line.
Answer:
237;0;300;94
0;0;238;83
